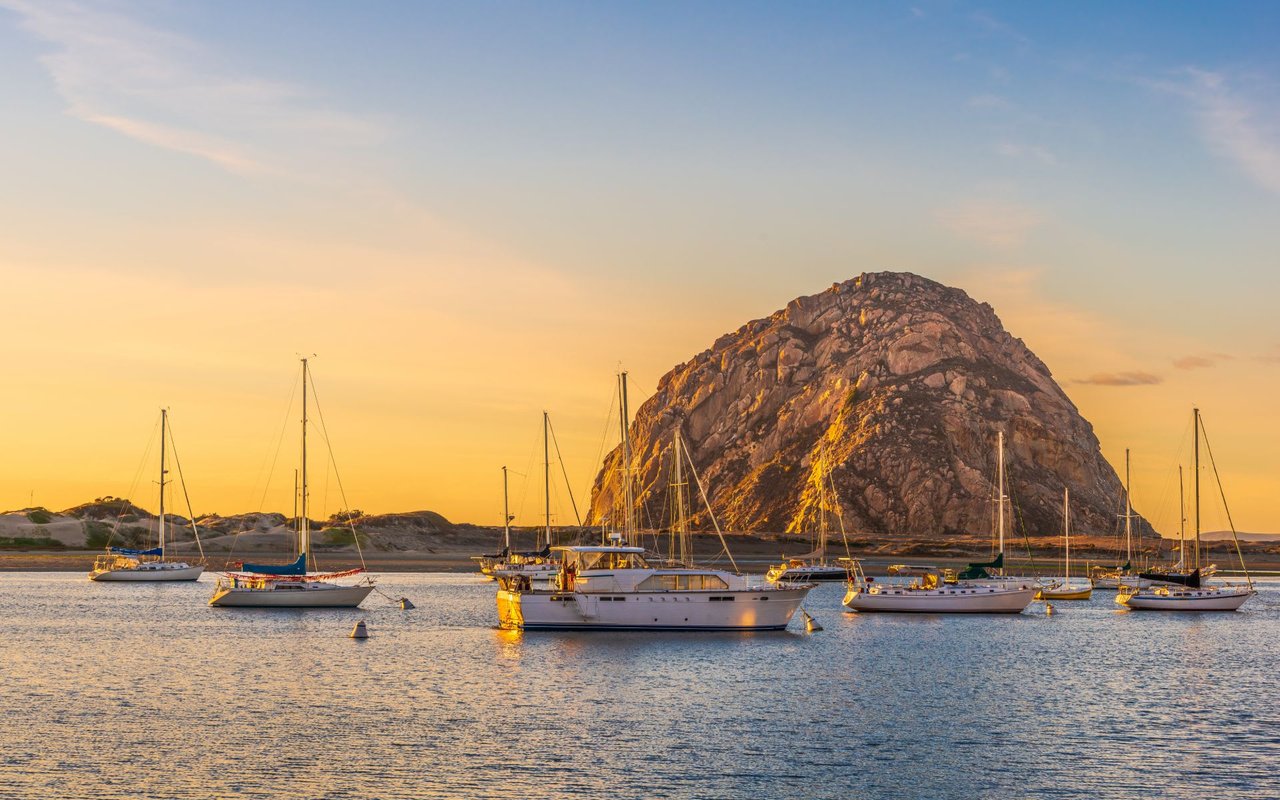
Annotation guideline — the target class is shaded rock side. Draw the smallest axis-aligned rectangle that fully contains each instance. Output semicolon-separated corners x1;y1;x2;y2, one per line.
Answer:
588;271;1151;540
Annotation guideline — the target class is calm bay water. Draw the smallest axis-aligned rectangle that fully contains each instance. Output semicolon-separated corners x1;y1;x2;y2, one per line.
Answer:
1;573;1278;799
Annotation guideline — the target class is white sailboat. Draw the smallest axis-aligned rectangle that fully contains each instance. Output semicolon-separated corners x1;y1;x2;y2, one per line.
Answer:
842;561;1035;614
1036;488;1093;600
486;412;571;583
209;358;375;608
953;431;1038;593
90;408;204;582
497;373;815;631
1090;449;1152;590
1117;408;1254;611
766;443;852;583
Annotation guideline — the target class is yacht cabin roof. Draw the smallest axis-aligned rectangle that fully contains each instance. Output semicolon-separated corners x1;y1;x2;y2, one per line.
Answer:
553;546;646;554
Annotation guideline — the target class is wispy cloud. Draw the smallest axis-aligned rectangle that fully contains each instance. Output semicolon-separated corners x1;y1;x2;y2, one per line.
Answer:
1150;68;1280;195
996;140;1058;166
1257;345;1280;364
1173;352;1233;370
1075;371;1163;387
938;199;1043;248
1;0;388;176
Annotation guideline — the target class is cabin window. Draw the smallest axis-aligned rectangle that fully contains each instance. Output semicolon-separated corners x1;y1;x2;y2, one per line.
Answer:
639;573;729;591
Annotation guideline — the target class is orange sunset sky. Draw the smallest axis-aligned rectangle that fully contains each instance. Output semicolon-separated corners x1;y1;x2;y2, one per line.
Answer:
1;2;1277;533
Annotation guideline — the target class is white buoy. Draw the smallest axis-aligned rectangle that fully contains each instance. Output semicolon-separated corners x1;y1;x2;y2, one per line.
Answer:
350;620;369;639
399;597;415;610
1045;602;1054;616
803;609;823;632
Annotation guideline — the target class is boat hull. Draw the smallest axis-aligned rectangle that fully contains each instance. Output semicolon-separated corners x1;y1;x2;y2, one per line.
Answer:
1036;583;1093;601
497;586;811;631
90;564;204;582
844;585;1036;614
1116;586;1253;611
766;565;848;583
209;583;374;608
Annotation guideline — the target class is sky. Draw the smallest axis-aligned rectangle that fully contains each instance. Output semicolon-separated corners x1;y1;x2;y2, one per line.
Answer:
0;1;1277;534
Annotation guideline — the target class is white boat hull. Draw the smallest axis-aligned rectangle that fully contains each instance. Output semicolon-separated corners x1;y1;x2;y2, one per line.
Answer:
498;586;811;631
209;582;374;608
1116;586;1253;611
844;584;1036;614
90;564;204;582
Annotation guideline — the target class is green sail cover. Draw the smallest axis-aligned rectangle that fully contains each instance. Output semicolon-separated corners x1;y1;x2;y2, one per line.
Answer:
957;552;1004;580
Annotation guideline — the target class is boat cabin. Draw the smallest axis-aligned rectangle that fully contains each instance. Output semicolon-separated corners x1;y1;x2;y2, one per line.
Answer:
554;545;651;572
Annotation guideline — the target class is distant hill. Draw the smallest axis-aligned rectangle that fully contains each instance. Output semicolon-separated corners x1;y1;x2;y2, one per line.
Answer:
0;501;461;552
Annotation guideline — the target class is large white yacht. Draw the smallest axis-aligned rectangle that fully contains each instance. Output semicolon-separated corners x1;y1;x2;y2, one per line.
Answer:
497;545;812;631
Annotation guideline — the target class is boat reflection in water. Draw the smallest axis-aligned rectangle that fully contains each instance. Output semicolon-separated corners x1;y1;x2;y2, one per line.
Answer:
497;545;812;631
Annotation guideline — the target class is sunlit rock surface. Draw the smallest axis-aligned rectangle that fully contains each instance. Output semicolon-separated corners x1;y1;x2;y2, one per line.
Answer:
589;271;1148;538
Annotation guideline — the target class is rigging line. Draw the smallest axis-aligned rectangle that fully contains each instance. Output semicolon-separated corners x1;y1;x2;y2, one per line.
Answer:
825;457;852;559
679;431;738;573
163;414;206;561
305;368;366;572
228;371;301;566
1197;415;1253;590
546;416;583;527
591;383;619;512
107;414;162;548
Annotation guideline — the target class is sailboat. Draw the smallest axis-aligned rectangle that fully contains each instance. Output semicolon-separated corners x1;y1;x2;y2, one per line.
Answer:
90;409;205;582
842;560;1036;613
766;443;851;583
496;373;814;631
487;412;571;583
953;431;1038;593
1090;449;1152;590
472;466;516;579
1116;408;1254;611
1036;488;1093;600
209;358;375;608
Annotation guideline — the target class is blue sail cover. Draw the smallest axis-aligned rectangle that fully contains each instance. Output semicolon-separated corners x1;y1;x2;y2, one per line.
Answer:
241;554;307;575
110;546;162;556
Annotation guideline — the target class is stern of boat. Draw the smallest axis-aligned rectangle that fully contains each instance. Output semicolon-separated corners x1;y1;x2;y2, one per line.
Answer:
496;587;525;630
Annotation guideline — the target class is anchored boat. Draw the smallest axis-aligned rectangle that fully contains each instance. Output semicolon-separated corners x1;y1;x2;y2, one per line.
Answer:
90;408;205;582
498;545;812;630
209;358;375;609
1036;488;1093;601
843;562;1035;614
1117;409;1254;611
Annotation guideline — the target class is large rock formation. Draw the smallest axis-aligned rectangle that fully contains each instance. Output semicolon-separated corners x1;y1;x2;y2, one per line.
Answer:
588;271;1149;539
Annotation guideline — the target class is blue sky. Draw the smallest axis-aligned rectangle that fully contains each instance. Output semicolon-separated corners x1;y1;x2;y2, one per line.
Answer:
0;1;1277;527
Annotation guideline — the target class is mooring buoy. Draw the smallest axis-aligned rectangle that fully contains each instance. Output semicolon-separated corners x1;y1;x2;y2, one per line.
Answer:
350;620;369;639
399;597;415;610
803;609;823;632
1045;602;1055;616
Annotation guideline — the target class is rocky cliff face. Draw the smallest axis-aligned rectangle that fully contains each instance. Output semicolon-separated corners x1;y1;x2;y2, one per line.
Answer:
589;272;1148;540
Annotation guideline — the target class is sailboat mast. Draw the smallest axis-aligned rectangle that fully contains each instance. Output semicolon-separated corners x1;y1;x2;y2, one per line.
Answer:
159;408;167;558
997;431;1006;566
301;358;309;564
1178;464;1186;568
619;371;635;545
1193;407;1201;572
817;447;828;561
543;411;551;549
502;465;511;550
1124;449;1133;563
1063;487;1070;580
